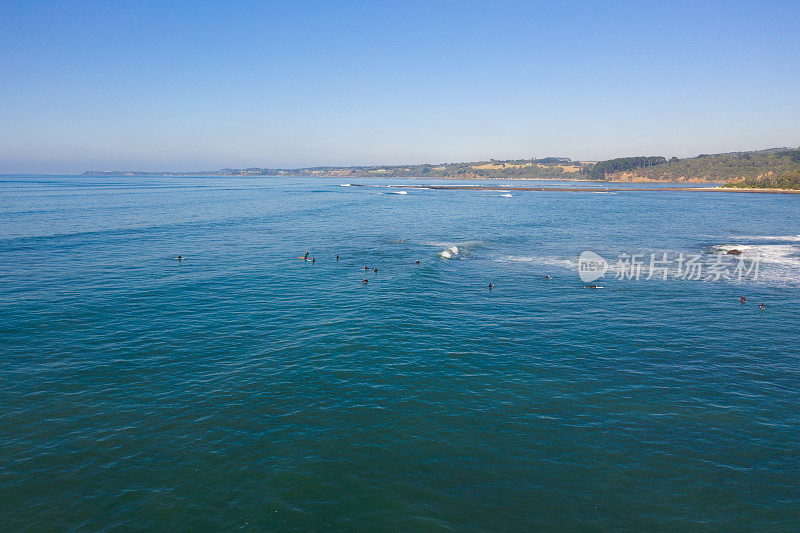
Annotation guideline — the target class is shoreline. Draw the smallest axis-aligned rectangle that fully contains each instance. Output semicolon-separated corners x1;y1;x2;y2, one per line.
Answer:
28;173;800;193
380;184;800;194
76;173;716;184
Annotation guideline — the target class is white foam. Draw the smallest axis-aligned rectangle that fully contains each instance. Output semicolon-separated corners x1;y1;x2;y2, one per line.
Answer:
499;193;513;197
497;255;577;269
422;240;486;248
709;244;800;267
339;183;351;187
385;190;407;195
728;235;800;242
423;240;488;259
497;245;800;286
438;245;459;259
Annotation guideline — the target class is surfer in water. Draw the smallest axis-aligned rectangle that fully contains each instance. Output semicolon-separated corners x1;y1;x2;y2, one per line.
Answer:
488;282;493;291
760;302;766;310
176;255;183;261
311;257;316;264
364;266;369;271
740;296;746;304
336;255;339;261
373;268;378;273
416;260;420;265
362;278;368;284
304;251;309;261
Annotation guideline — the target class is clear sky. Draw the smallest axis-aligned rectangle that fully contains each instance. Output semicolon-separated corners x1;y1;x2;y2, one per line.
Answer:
1;0;798;172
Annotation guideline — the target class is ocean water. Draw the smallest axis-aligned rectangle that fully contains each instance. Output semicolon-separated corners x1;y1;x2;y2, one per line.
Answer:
1;175;800;530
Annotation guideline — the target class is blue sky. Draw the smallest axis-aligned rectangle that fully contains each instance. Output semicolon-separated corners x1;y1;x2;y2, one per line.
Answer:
1;0;798;172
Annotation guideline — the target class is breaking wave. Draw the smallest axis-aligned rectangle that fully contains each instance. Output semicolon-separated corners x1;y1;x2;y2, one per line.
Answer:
708;244;800;267
439;245;460;259
423;240;487;259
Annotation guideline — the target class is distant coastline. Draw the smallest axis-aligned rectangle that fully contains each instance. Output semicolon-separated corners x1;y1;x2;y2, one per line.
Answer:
83;146;800;190
380;184;800;194
74;173;800;194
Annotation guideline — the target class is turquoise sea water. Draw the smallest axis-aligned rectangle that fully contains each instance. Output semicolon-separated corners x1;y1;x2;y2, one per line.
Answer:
2;175;800;530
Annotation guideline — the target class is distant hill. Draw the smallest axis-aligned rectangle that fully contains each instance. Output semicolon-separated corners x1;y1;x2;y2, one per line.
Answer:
723;168;800;190
594;148;800;188
84;157;590;180
84;147;800;189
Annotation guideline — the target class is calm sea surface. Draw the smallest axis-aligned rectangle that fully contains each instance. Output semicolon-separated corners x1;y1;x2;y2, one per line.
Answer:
2;175;799;530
